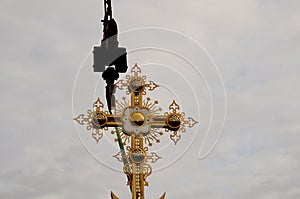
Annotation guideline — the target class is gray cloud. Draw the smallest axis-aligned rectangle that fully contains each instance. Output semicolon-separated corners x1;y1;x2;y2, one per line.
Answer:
1;0;299;198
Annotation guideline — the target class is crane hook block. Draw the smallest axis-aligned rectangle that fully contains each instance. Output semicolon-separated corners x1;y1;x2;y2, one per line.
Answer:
93;18;128;73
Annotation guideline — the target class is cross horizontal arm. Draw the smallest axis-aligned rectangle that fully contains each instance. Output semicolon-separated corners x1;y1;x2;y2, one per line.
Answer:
100;114;170;129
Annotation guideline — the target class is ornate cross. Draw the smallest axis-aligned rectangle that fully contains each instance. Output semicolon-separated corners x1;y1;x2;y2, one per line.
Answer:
74;64;198;199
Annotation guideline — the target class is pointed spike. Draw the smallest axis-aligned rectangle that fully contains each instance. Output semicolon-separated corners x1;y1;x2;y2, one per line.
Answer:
159;192;166;199
111;191;119;199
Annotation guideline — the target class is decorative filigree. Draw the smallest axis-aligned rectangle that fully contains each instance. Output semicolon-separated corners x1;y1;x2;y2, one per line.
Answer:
169;100;180;113
73;113;89;126
113;151;125;162
165;100;198;145
144;128;163;146
131;64;142;76
120;147;153;187
93;97;104;109
114;147;161;164
185;117;198;128
179;116;198;133
141;163;152;186
147;152;162;163
73;98;109;143
115;79;127;90
123;163;133;185
73;109;93;130
92;129;103;143
146;81;159;91
115;97;130;115
115;63;159;95
111;129;131;146
143;97;162;116
122;162;152;187
170;131;181;145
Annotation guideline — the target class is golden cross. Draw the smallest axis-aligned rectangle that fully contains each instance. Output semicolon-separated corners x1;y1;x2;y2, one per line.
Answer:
74;64;198;199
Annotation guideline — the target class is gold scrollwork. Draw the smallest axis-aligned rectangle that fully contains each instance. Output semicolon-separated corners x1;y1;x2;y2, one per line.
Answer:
165;100;198;145
115;63;159;95
73;98;109;143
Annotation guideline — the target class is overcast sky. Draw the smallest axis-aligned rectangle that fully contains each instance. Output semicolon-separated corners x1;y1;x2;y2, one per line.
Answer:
1;0;300;199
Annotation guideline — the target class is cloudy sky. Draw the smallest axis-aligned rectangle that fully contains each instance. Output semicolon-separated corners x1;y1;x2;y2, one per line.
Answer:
1;0;300;198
